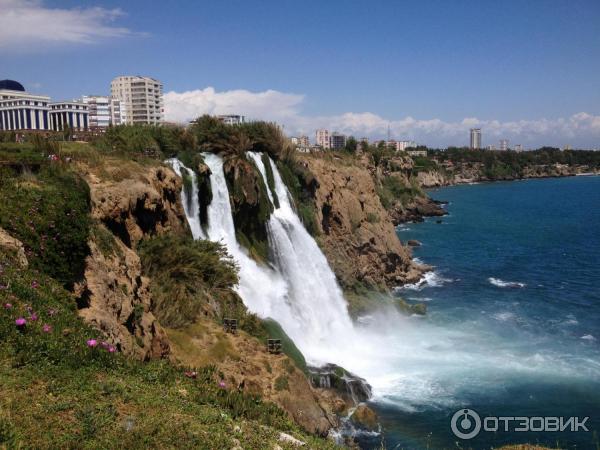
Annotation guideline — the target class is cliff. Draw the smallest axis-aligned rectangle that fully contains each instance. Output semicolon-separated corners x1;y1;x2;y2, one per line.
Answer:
74;158;189;360
298;153;426;292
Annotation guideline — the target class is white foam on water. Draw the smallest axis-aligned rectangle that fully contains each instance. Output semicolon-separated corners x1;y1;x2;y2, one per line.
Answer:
488;277;526;288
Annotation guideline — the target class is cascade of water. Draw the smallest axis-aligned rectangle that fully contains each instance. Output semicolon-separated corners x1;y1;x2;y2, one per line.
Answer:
200;153;289;319
165;159;205;240
247;152;357;363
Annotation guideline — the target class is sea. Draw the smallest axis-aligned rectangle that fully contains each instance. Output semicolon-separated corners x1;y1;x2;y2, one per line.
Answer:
359;175;600;449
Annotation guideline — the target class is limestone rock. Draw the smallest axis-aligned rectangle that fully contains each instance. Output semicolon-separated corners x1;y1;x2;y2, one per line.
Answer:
0;227;28;268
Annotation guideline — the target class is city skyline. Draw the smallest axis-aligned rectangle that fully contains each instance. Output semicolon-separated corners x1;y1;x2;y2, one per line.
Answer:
2;0;599;147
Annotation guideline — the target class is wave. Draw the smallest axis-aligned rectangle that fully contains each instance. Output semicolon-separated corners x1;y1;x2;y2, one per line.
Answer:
399;271;453;291
488;277;526;288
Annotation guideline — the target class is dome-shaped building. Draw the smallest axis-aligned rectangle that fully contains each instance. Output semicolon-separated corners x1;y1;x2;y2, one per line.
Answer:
0;80;26;92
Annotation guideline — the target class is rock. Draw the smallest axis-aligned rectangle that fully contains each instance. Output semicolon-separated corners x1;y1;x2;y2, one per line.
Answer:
350;404;378;431
278;432;306;447
407;239;421;247
300;155;424;292
74;160;189;360
436;219;443;224
307;364;372;407
0;227;28;268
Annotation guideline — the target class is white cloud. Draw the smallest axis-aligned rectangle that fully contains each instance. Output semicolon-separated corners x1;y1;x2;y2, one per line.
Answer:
0;0;139;50
164;86;600;148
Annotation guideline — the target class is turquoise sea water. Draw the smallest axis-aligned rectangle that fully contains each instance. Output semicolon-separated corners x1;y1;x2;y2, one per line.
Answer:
361;176;600;449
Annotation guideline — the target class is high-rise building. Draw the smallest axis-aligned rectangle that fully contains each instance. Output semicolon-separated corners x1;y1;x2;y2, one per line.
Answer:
514;144;523;152
316;129;330;149
330;132;346;149
110;76;163;125
500;139;509;151
109;98;128;126
397;140;417;151
470;128;481;149
81;95;110;129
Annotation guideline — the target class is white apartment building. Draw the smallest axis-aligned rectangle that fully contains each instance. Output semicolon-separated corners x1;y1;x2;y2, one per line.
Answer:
397;140;416;151
82;95;110;129
500;139;509;151
470;128;482;149
316;129;330;149
110;76;163;125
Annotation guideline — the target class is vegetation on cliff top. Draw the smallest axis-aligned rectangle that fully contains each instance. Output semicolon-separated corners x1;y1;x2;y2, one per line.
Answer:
0;164;91;288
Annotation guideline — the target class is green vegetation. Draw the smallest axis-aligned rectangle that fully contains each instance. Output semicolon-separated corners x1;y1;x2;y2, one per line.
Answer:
376;175;423;210
0;165;90;288
138;235;239;329
274;375;290;391
0;252;330;449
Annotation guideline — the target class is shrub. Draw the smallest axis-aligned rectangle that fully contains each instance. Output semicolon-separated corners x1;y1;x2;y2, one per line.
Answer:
138;234;239;328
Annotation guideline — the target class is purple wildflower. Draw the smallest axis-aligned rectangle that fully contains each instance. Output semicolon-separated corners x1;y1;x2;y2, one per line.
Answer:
15;317;26;328
107;346;116;353
29;312;38;322
219;380;226;388
48;308;57;316
31;280;39;289
42;324;52;333
86;339;98;348
3;303;12;309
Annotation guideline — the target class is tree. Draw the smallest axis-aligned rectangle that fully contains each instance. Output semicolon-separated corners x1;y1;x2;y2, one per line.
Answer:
345;136;358;153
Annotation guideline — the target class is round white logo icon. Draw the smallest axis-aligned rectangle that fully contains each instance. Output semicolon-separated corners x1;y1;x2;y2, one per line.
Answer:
451;408;482;439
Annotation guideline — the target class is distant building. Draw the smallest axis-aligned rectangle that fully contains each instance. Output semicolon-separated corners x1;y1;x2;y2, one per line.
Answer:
407;149;427;157
470;128;481;149
217;114;245;125
316;129;330;149
81;95;110;129
514;144;523;152
110;76;163;125
290;136;300;145
0;79;51;131
563;144;572;151
48;101;89;131
499;139;509;151
486;145;496;150
330;132;346;149
110;98;128;126
397;140;417;151
298;135;310;147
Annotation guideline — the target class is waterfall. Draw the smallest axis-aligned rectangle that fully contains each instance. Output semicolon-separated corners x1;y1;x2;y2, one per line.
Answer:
165;158;205;240
200;153;289;319
247;152;357;363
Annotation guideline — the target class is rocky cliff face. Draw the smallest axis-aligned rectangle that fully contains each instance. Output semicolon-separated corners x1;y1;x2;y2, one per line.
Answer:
299;155;425;291
74;160;189;360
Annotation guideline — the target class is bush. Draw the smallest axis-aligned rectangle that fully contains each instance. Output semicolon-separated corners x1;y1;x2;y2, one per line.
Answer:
138;234;239;329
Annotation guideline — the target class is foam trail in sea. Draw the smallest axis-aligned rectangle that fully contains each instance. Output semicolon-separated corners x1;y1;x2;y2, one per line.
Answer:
165;158;206;240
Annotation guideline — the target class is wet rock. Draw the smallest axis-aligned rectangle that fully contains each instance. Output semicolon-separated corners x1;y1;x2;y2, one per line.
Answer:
350;404;378;431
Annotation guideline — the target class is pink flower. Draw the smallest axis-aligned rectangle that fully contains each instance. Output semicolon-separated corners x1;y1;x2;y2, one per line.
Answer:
15;317;26;328
3;303;12;309
31;280;39;289
107;346;116;353
29;312;38;322
100;341;110;349
42;324;52;333
47;308;58;316
219;380;226;388
86;339;98;348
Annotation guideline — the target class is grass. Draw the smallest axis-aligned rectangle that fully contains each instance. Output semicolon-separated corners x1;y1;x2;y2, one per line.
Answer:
0;164;91;288
0;250;334;449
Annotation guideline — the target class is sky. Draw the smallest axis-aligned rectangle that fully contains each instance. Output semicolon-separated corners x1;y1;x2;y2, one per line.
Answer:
1;0;600;148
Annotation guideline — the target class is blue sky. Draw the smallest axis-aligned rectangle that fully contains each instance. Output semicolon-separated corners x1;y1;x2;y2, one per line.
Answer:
2;0;600;147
